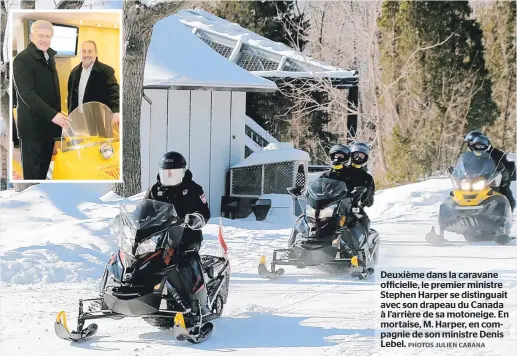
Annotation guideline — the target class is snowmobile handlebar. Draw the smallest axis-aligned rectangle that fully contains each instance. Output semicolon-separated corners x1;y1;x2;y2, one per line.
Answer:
287;186;303;197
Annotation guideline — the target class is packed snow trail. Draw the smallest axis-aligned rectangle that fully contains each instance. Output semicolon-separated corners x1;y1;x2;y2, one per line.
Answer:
0;179;516;356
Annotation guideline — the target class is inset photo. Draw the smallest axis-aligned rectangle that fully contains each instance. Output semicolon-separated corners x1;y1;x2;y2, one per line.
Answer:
9;9;122;182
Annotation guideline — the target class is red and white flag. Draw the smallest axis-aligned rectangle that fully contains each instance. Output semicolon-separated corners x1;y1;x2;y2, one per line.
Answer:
217;217;229;265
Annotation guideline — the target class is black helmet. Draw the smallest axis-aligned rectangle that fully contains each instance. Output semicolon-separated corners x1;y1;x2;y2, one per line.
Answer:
329;144;351;169
158;151;187;186
350;142;370;168
470;135;491;153
159;151;187;169
464;130;484;150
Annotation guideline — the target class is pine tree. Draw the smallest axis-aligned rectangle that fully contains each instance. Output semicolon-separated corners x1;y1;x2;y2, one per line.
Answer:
477;1;516;152
211;1;310;51
378;0;498;183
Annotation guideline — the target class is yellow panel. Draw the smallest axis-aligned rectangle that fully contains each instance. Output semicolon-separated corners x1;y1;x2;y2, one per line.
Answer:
52;138;121;180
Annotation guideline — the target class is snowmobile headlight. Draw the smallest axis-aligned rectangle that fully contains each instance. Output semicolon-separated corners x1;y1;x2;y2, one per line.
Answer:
135;233;162;256
460;180;471;190
306;205;316;218
319;203;337;219
471;179;487;191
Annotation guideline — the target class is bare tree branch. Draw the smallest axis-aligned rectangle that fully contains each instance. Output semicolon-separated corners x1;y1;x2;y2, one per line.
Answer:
56;0;85;9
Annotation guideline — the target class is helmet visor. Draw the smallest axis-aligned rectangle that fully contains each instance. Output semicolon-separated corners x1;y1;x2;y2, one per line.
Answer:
159;168;185;186
472;143;489;152
352;152;367;165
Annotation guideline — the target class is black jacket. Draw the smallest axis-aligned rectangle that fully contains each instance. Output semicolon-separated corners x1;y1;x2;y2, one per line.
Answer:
489;147;516;183
67;58;120;114
12;42;62;141
144;170;211;244
320;167;375;208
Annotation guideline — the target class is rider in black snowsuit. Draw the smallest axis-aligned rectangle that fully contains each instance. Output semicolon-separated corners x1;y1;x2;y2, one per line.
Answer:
320;143;375;239
468;135;516;212
464;131;516;180
144;151;211;314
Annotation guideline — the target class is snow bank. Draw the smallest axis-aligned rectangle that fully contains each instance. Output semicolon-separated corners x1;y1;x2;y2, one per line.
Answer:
0;184;131;284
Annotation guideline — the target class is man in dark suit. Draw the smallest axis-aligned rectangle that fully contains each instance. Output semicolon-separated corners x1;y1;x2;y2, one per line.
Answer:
13;20;69;180
67;40;120;135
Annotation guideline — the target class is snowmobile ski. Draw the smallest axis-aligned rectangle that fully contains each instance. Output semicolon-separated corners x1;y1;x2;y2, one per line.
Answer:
258;255;284;279
495;234;515;245
351;267;374;280
172;312;213;344
55;311;98;342
425;226;446;246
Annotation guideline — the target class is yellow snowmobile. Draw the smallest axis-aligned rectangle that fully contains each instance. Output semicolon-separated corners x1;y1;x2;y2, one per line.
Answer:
425;151;514;245
52;101;120;181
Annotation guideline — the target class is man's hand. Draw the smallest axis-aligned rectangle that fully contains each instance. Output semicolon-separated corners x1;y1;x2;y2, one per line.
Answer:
51;112;69;129
112;113;120;125
185;213;205;230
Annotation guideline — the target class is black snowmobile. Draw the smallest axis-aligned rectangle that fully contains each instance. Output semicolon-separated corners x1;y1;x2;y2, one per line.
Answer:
258;177;380;280
55;198;231;344
425;151;514;246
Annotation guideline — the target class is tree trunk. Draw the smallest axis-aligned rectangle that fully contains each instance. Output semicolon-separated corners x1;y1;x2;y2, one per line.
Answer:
112;0;190;197
112;5;151;197
0;140;7;190
14;182;38;192
501;71;513;149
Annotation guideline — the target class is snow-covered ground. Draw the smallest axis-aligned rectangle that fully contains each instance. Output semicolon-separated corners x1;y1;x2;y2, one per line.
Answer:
1;179;516;356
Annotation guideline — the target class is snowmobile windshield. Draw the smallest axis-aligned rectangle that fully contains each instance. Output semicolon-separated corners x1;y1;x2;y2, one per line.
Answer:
452;151;497;181
112;199;182;255
306;178;348;209
60;101;118;152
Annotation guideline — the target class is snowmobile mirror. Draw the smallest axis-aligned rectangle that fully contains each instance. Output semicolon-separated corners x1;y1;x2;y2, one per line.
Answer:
252;199;271;221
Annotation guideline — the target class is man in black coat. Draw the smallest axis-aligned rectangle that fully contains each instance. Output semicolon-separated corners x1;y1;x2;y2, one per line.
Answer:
469;135;516;211
464;130;516;182
67;40;120;131
320;143;375;239
144;151;211;315
13;20;69;180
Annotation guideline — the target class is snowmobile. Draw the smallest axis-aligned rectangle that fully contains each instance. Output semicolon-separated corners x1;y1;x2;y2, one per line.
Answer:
55;199;231;344
52;101;120;180
425;151;514;246
258;177;380;280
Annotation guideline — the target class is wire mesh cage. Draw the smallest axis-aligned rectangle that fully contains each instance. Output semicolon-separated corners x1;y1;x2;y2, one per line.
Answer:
229;160;308;218
230;165;262;196
230;161;307;197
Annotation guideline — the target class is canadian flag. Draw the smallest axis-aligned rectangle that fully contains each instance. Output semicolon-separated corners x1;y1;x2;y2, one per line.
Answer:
217;217;229;264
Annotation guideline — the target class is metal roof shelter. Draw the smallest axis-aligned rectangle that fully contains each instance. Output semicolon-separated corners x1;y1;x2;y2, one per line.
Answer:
175;8;360;137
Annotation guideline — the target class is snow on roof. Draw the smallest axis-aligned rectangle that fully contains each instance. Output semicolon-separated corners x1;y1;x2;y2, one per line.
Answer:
144;14;278;92
232;143;309;168
175;8;358;85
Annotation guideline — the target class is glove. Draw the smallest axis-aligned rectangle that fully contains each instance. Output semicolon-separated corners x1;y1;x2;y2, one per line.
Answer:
185;213;205;230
